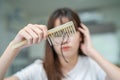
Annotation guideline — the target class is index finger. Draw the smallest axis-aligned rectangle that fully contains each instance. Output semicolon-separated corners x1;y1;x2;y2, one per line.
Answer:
35;24;48;39
80;23;89;33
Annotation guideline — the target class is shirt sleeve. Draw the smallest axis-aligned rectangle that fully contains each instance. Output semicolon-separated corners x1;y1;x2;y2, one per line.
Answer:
89;58;106;80
14;59;43;80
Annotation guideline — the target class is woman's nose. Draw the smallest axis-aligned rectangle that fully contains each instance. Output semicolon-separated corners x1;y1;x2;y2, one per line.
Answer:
62;34;69;44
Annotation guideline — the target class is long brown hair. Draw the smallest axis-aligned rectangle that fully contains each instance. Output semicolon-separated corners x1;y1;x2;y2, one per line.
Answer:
43;8;85;80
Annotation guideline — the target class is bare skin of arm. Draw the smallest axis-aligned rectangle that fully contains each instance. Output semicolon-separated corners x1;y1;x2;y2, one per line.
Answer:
4;76;19;80
0;24;48;80
0;42;20;80
78;23;120;80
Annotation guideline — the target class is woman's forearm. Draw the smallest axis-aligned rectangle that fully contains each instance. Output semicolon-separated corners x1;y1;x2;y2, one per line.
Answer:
89;49;120;80
0;24;47;80
0;42;20;80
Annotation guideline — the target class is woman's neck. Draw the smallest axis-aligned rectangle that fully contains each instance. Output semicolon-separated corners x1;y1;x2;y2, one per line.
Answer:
59;54;79;75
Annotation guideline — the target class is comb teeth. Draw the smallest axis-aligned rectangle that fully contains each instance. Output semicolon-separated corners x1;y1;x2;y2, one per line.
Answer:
47;21;76;46
48;21;75;34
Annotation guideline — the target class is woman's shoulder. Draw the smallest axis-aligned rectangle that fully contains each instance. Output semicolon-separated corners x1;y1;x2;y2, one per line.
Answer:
79;56;97;64
80;56;105;72
16;59;44;73
79;56;105;73
79;56;100;68
33;59;43;64
14;59;46;80
31;59;44;69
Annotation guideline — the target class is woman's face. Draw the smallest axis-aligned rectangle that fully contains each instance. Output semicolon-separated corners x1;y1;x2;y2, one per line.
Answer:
53;17;82;58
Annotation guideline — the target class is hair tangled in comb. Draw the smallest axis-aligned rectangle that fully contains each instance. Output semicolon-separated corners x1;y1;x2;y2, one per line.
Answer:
43;7;86;80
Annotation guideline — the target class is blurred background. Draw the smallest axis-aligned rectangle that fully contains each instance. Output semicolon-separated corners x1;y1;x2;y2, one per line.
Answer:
0;0;120;77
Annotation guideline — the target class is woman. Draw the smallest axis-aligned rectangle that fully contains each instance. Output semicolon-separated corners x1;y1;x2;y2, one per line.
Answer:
0;8;120;80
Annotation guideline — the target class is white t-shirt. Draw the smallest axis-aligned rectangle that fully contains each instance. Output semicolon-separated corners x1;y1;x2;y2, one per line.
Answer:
14;56;106;80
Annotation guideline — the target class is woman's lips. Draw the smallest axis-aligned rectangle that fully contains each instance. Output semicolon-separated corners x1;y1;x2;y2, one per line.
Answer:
62;46;70;51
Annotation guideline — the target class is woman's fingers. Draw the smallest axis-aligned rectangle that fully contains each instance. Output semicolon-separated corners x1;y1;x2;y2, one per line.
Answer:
78;27;87;37
24;26;39;44
80;23;89;33
35;24;48;39
78;27;85;33
18;29;33;45
78;23;90;36
29;25;44;43
18;24;47;45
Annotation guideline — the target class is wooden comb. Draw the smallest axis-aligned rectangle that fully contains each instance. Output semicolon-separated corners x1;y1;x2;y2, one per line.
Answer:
47;21;76;46
12;21;76;49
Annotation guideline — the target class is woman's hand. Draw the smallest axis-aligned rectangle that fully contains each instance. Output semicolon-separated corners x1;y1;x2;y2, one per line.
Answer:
78;23;95;57
11;24;48;49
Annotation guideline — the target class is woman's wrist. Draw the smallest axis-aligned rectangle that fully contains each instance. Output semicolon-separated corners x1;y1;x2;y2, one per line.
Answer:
87;47;103;60
86;47;99;57
9;41;22;52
